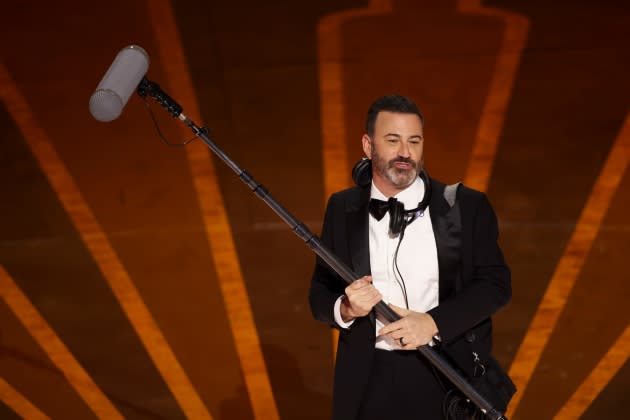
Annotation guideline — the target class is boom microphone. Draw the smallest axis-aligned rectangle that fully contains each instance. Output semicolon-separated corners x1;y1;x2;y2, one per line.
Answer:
89;45;149;122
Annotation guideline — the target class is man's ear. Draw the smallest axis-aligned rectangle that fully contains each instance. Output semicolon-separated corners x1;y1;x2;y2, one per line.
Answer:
362;134;373;159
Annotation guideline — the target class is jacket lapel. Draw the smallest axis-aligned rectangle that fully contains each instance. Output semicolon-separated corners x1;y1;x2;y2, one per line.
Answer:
346;186;374;324
429;179;461;302
346;186;371;277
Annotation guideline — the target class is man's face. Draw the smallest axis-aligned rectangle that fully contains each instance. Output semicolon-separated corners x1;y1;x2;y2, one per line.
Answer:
362;111;424;195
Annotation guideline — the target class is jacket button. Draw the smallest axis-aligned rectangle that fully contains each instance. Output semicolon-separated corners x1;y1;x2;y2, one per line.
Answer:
465;331;476;343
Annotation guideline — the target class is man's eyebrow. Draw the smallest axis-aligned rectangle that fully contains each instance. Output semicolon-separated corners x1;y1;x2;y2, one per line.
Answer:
384;133;423;139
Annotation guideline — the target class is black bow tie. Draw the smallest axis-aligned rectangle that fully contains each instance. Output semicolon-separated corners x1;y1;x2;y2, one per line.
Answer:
368;198;392;221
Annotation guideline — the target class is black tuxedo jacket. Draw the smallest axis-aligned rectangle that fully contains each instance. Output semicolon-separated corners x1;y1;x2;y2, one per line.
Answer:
309;178;511;420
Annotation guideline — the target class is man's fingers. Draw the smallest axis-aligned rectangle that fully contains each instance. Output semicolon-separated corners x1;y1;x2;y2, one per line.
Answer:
378;321;402;336
349;289;381;307
347;276;372;290
345;288;381;317
346;281;363;290
347;285;380;300
378;325;416;348
347;286;372;299
363;290;382;306
388;303;410;316
344;276;380;317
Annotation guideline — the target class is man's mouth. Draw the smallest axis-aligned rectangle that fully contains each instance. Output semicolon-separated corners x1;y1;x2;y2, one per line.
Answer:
392;160;414;170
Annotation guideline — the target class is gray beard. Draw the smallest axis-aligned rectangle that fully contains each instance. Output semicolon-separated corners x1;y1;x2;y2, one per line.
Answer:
372;146;422;189
383;166;419;189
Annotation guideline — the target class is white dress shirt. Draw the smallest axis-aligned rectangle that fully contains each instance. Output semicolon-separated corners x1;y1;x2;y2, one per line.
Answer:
333;176;439;350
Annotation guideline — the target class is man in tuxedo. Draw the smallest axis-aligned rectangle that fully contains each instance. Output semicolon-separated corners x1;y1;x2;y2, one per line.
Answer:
309;94;511;419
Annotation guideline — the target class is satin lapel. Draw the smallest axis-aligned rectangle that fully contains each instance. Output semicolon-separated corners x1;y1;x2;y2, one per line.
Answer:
347;186;371;278
429;180;461;302
346;186;374;325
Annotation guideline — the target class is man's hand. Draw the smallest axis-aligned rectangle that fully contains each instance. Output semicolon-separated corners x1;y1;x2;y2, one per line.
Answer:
378;304;439;349
340;276;382;322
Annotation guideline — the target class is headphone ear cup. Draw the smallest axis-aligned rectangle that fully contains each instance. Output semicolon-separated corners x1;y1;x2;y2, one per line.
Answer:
352;158;372;187
388;198;405;235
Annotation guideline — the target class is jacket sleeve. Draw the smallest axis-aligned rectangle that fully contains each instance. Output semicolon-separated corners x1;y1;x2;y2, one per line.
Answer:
428;192;512;343
309;193;347;328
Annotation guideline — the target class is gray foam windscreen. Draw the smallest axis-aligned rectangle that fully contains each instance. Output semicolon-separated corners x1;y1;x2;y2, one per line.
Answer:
89;45;149;122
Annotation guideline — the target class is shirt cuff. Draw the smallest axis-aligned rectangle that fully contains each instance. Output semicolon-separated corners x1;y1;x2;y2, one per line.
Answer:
333;295;355;329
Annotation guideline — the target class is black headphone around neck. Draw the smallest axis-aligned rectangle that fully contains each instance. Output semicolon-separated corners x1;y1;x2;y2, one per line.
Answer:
352;158;432;236
386;170;431;235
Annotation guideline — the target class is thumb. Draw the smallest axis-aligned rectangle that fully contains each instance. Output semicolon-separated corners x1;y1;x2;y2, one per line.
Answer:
388;303;409;316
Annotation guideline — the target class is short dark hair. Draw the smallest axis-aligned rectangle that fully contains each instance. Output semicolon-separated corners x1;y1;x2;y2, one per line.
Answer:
365;94;424;137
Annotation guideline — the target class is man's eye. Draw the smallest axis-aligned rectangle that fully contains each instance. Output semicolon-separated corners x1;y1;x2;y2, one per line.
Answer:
387;138;398;143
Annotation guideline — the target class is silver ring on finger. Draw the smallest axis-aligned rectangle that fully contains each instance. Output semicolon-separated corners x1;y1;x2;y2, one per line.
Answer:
399;337;405;346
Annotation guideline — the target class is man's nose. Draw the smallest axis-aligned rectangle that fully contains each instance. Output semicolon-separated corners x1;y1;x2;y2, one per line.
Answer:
398;142;411;158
